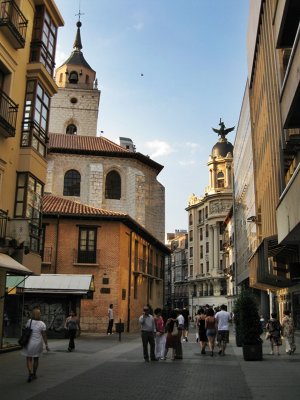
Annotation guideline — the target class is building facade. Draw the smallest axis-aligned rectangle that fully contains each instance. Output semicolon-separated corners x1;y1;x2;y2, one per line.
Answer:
186;122;234;317
164;230;188;310
0;0;63;349
247;0;300;324
41;194;168;333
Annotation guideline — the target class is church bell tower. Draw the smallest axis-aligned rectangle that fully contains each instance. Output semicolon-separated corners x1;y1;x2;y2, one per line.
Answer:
48;19;101;136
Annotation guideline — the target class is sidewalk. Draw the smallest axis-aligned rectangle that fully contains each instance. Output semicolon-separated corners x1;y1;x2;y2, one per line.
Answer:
0;329;300;400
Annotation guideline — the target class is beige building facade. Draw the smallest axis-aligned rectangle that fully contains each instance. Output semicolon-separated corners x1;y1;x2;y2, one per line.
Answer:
186;123;234;313
247;0;300;324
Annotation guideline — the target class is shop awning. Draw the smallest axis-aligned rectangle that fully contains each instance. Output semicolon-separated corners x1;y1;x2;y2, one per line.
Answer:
22;274;94;294
0;253;33;275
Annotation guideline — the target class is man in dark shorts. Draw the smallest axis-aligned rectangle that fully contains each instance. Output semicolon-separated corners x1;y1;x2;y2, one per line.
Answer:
215;304;231;356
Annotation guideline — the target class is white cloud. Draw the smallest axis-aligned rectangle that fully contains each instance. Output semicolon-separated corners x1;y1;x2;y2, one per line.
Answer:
55;45;68;68
185;142;199;154
178;160;196;166
145;140;174;158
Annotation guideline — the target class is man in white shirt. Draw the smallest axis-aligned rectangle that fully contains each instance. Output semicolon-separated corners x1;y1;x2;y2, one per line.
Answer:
215;304;231;356
139;306;157;362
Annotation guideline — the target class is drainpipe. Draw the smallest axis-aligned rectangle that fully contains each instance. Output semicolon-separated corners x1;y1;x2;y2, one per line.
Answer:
126;231;133;332
54;214;60;274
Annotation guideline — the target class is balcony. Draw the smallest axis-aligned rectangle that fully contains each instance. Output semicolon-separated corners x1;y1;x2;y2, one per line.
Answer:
0;0;28;48
73;249;100;265
0;90;18;138
277;163;300;244
30;41;55;76
249;235;297;290
279;24;300;128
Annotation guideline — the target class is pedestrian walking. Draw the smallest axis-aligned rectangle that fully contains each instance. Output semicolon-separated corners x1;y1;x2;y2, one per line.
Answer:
107;304;114;335
164;310;178;360
175;308;184;359
205;308;217;357
215;304;231;356
21;308;49;382
139;306;157;362
194;309;201;342
281;310;296;355
182;307;190;342
154;308;166;360
266;313;282;355
65;310;81;352
197;308;208;355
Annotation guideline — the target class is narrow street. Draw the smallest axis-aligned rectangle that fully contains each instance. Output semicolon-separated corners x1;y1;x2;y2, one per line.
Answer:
1;329;300;400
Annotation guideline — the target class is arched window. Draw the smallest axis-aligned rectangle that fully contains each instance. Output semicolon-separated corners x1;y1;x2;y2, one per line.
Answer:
105;170;121;199
69;71;78;84
59;73;63;82
85;75;89;84
63;170;80;196
217;172;225;188
66;124;77;135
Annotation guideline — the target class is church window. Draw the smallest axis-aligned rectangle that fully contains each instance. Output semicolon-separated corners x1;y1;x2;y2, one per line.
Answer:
217;172;225;188
59;73;63;82
69;71;78;84
63;170;80;196
85;75;89;84
66;124;77;135
105;170;121;199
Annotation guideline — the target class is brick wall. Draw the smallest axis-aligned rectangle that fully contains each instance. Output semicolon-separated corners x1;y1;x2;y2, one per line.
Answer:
42;217;165;332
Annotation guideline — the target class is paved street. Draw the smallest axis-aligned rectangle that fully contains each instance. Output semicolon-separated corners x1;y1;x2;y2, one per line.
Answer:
1;328;300;400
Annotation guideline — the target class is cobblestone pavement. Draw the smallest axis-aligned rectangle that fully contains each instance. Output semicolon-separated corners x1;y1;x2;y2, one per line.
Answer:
1;329;300;400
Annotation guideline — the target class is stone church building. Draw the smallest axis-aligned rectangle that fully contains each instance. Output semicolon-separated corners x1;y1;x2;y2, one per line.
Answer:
46;20;165;243
32;20;168;333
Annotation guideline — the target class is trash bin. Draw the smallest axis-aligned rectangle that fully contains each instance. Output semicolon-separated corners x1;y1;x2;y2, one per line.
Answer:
115;322;124;333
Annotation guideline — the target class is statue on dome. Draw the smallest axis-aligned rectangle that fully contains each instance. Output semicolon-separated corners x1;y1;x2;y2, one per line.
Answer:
212;118;235;140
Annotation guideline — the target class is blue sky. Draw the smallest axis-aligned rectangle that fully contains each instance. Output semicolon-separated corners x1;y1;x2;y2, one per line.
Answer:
54;0;249;235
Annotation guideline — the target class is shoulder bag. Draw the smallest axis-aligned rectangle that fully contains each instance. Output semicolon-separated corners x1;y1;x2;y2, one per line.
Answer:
18;319;33;347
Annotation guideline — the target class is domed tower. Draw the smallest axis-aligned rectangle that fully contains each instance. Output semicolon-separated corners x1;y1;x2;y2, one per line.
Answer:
48;19;100;136
207;119;234;193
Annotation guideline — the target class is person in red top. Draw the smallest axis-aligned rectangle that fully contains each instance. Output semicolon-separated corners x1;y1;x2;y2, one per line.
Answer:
154;308;166;360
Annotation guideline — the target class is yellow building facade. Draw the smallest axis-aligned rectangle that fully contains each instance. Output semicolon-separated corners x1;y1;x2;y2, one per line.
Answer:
0;0;63;350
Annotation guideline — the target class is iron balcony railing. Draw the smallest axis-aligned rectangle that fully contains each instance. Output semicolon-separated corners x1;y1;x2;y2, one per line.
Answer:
0;0;28;48
0;90;18;137
73;248;100;264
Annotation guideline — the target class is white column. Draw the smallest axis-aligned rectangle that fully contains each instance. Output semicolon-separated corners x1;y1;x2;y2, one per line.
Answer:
213;225;219;272
208;225;214;273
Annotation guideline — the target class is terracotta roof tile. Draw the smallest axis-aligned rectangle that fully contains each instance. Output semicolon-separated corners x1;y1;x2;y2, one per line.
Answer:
48;134;130;153
48;134;164;173
42;195;127;217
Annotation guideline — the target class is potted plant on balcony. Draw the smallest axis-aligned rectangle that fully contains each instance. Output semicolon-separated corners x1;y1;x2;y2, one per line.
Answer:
233;290;263;360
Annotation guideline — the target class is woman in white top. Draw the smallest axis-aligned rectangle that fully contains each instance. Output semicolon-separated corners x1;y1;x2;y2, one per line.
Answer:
21;308;49;382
